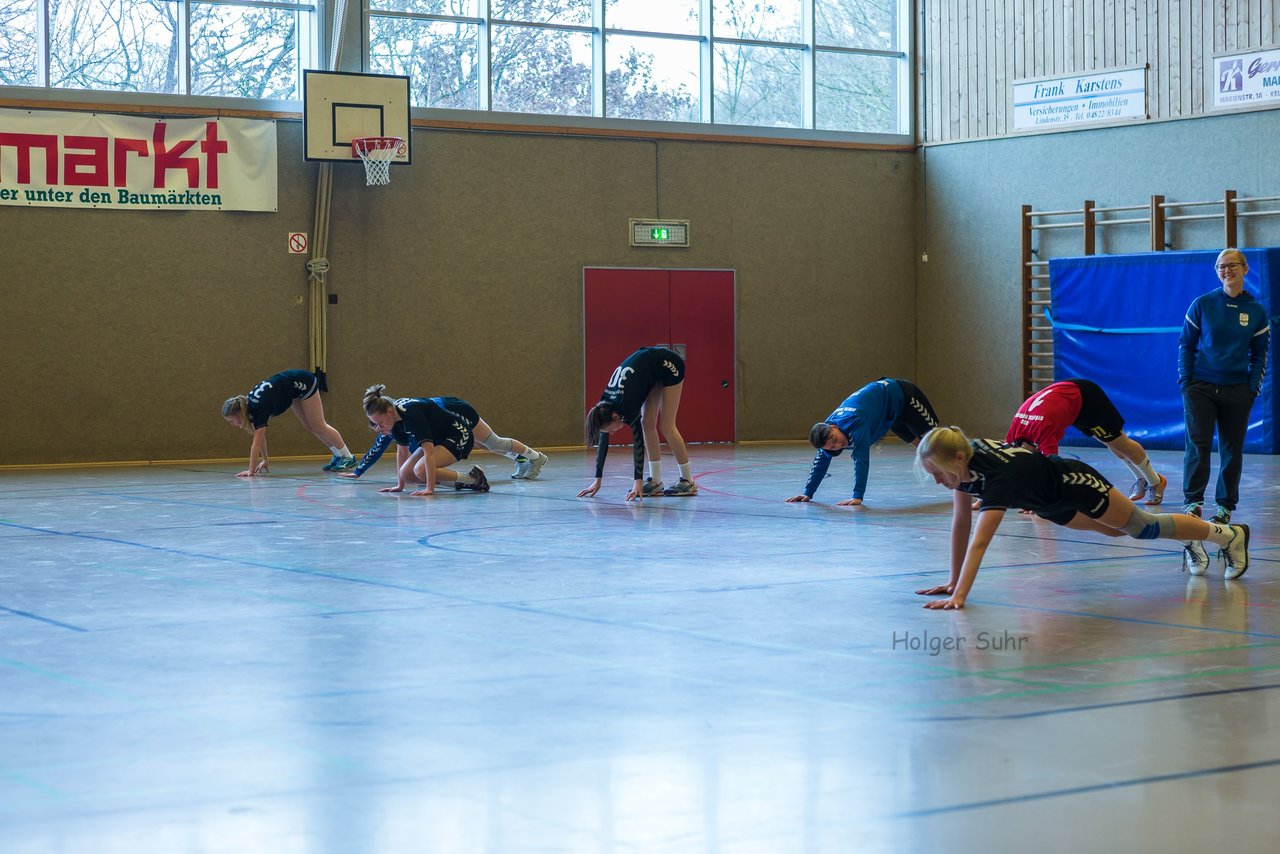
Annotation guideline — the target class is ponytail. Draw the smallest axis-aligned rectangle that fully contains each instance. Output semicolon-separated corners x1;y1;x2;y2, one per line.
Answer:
363;383;396;417
586;402;617;446
220;395;252;433
808;422;834;449
914;425;973;481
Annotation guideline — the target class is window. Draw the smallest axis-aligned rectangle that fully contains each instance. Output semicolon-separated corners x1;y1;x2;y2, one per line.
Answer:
2;0;317;98
367;0;910;138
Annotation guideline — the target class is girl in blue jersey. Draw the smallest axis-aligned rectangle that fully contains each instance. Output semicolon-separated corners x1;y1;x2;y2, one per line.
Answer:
343;394;549;482
220;369;355;477
786;378;939;506
580;346;695;500
914;426;1251;611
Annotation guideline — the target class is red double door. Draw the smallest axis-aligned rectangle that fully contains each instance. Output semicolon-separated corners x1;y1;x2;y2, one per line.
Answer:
583;268;736;444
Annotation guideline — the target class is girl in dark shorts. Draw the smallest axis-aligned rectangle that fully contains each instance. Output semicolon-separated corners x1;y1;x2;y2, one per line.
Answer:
220;369;355;477
914;426;1250;610
344;395;549;482
362;386;492;496
1007;378;1167;505
580;346;695;500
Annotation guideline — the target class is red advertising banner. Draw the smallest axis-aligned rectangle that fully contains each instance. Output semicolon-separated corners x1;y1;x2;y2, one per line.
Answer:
0;108;278;212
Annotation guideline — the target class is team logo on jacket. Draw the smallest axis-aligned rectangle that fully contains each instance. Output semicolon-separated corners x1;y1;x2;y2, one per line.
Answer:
1241;312;1250;326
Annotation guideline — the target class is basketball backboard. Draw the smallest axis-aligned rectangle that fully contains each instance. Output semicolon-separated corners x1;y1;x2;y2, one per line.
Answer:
303;70;411;164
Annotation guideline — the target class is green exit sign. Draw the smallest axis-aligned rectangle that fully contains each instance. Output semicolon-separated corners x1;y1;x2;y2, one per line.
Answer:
630;218;690;247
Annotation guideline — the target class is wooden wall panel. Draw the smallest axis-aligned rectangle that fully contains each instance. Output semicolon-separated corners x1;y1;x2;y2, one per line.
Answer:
922;1;1279;143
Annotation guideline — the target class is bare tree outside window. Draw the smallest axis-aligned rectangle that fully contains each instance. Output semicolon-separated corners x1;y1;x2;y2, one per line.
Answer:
368;17;480;110
491;24;592;116
0;0;39;86
49;0;181;93
190;4;299;99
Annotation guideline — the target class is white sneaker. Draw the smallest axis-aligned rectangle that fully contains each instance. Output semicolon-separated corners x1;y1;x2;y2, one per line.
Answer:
1183;541;1210;576
525;451;548;480
1223;524;1250;580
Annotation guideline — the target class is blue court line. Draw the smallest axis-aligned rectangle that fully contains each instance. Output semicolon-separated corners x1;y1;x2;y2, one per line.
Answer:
0;606;88;633
892;756;1280;819
912;679;1280;721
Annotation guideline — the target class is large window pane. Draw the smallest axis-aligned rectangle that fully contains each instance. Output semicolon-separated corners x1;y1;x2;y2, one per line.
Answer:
370;16;479;109
816;50;898;133
492;0;589;26
605;35;698;122
191;4;299;100
817;0;895;51
605;0;698;35
0;0;39;86
367;0;477;14
491;25;591;116
713;0;800;43
713;43;800;128
50;0;181;93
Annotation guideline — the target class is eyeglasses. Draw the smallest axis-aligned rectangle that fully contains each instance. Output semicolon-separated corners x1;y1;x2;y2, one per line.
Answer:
1216;262;1244;272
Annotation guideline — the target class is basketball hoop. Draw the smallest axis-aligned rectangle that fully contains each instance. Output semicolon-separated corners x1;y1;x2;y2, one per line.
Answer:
351;136;405;186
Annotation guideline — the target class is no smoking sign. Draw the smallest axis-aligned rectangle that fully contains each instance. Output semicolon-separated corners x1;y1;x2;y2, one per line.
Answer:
288;232;309;254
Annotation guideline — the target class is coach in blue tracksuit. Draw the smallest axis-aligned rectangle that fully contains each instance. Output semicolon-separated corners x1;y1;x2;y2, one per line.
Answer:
1179;248;1271;525
786;378;940;506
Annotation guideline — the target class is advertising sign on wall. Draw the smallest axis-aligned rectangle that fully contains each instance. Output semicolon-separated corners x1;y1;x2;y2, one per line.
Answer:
1213;48;1280;110
1013;67;1147;131
0;108;277;211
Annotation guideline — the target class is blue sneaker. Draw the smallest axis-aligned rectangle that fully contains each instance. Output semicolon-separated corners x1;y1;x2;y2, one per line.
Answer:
663;478;698;497
330;455;358;472
322;453;344;471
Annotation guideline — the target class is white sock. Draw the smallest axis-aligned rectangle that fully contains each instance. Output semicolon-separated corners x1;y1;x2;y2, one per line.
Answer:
329;445;352;457
1206;524;1234;547
455;472;475;485
1121;458;1145;482
679;462;692;481
648;460;662;481
1135;457;1159;485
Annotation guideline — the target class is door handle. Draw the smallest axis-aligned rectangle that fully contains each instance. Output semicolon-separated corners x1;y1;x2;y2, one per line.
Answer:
721;380;729;389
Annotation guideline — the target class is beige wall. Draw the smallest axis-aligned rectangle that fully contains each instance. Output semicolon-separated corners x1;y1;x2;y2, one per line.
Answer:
921;0;1274;143
1;121;918;465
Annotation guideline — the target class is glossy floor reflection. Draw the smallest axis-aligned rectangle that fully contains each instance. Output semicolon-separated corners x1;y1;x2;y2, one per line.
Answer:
2;443;1279;853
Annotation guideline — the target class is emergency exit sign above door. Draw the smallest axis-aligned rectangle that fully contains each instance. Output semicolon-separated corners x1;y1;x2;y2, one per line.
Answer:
630;219;690;247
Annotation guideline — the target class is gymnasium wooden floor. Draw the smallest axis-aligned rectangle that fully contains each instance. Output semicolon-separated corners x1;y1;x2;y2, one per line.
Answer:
2;442;1278;853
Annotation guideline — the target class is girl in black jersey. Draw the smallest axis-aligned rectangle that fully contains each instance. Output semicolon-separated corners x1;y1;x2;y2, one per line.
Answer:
362;385;501;495
580;347;695;500
914;426;1251;610
220;369;355;477
348;392;549;483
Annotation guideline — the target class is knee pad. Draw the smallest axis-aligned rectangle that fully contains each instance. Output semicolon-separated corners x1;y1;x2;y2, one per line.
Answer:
1121;506;1174;540
479;434;514;454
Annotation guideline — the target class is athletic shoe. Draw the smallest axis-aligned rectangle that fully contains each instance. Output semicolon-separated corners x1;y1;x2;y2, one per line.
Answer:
455;465;490;492
1183;541;1210;577
525;451;548;480
1211;506;1232;525
330;455;358;472
641;478;665;496
322;453;344;471
1182;501;1203;518
1144;473;1168;506
511;456;530;479
663;478;698;497
1223;524;1250;580
1127;479;1149;502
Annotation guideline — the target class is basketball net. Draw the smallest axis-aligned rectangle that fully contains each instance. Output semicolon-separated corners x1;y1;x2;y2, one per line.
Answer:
352;137;405;186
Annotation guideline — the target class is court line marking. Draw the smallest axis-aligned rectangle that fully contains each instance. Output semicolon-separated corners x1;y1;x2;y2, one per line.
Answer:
892;756;1280;818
